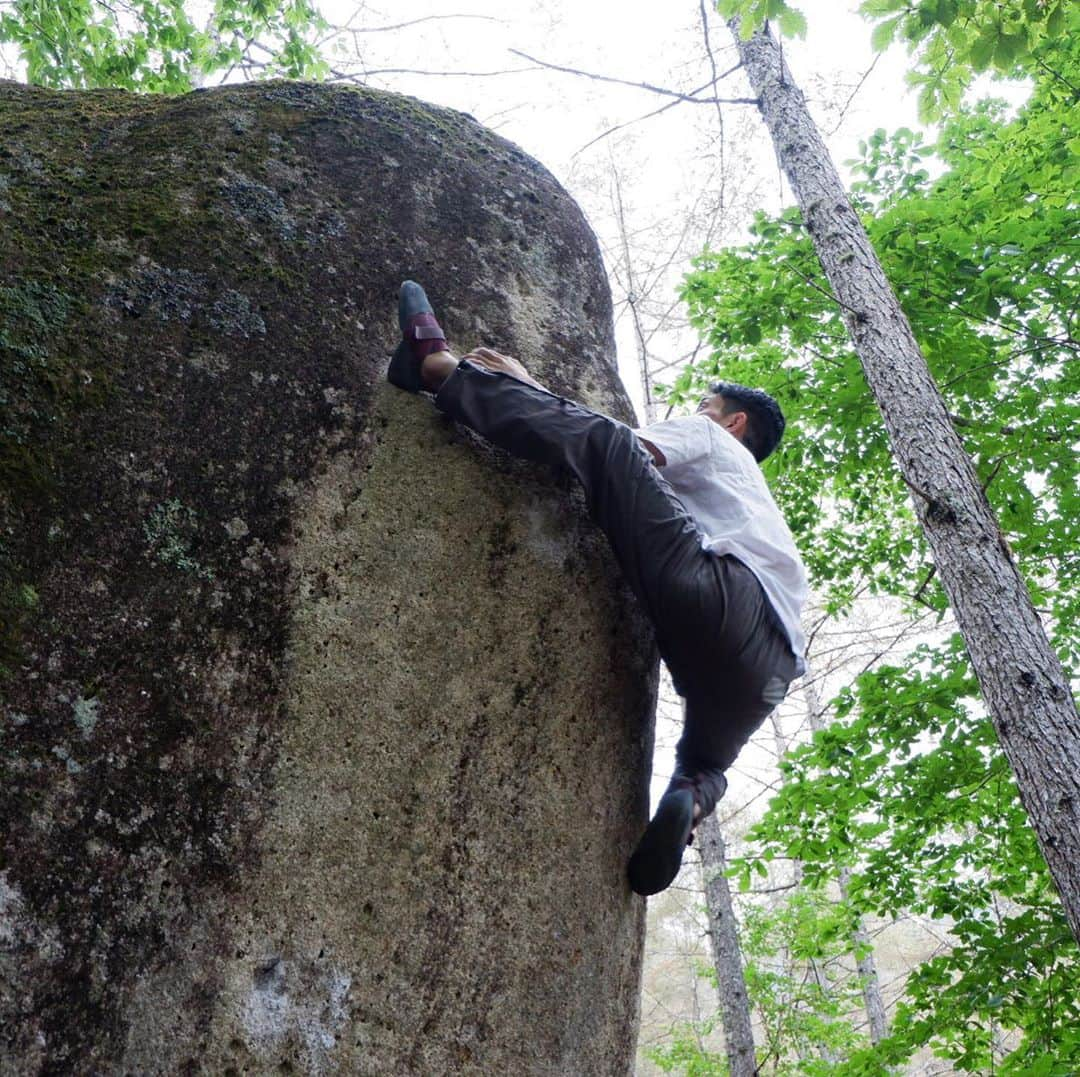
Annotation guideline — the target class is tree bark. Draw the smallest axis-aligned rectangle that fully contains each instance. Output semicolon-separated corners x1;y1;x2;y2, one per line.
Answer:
803;676;890;1044
838;869;890;1044
728;20;1080;944
698;813;758;1077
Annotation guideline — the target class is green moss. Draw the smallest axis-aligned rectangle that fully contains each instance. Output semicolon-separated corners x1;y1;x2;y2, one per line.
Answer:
142;499;215;580
0;574;38;679
0;280;84;677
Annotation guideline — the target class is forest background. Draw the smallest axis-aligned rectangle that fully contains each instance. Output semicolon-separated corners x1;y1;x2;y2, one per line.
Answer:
1;1;1076;1073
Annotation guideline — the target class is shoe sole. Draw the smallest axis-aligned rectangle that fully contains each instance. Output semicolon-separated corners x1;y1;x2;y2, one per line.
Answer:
627;789;695;896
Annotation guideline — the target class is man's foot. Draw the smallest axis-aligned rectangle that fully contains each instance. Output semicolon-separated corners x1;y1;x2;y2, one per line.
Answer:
627;787;696;896
388;280;449;393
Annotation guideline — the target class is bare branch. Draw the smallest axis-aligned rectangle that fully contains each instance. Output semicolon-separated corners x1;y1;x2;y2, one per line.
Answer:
699;0;728;220
327;13;502;36
749;880;800;895
826;52;884;137
509;48;755;106
324;64;540;81
572;91;692;157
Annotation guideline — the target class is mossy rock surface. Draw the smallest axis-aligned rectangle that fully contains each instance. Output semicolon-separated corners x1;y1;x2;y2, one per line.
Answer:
0;80;656;1074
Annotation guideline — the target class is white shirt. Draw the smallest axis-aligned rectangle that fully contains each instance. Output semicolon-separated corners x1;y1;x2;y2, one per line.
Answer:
635;414;808;674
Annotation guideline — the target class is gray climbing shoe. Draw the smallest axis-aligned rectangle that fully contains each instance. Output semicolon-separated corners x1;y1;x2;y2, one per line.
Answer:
388;280;448;392
627;788;695;896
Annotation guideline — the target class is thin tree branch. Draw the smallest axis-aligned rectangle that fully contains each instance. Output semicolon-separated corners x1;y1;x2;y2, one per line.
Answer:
912;563;938;605
1033;54;1080;98
323;64;539;81
328;13;501;36
509;48;755;106
572;91;694;157
826;52;884;137
785;262;867;321
699;0;729;220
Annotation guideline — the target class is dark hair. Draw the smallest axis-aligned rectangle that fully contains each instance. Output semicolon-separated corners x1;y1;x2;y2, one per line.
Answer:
709;381;786;461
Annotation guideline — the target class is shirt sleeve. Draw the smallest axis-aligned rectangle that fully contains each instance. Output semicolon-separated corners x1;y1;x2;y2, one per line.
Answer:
634;415;716;469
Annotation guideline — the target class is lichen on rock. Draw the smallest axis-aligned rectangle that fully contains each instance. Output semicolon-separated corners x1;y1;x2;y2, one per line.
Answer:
0;78;655;1074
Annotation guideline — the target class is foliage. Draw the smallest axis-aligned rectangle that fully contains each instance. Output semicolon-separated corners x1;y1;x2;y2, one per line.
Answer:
859;0;1074;118
668;20;1080;1075
738;892;870;1073
739;638;1080;1071
717;0;1074;118
0;0;328;92
647;1017;729;1077
674;23;1079;649
648;890;880;1075
717;0;807;41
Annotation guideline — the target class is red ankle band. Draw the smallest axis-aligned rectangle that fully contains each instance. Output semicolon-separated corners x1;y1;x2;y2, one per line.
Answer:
404;313;447;359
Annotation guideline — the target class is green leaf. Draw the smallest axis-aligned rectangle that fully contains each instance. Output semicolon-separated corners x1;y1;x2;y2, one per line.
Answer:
871;14;903;51
777;5;808;38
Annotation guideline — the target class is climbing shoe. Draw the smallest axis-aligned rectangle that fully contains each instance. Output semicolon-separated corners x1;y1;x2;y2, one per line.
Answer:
388;280;448;392
627;787;696;896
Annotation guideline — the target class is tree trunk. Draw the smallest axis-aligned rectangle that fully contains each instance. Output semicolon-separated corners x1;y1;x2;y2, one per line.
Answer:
838;869;890;1044
728;20;1080;944
766;711;812;1061
803;677;889;1043
698;813;757;1077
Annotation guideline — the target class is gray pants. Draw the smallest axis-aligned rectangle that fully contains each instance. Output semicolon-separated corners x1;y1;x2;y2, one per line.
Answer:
436;360;797;816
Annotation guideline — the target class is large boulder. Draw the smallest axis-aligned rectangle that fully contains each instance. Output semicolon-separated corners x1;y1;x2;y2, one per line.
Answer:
0;81;657;1074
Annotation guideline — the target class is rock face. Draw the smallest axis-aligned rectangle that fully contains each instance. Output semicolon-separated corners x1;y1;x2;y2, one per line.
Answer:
0;81;657;1074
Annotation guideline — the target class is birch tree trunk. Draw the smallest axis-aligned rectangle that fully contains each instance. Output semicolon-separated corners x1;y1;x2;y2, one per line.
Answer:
803;676;890;1044
838;868;890;1044
728;19;1080;944
698;813;758;1077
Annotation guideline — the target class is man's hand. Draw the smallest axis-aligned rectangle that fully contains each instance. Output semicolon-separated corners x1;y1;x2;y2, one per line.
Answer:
463;347;547;391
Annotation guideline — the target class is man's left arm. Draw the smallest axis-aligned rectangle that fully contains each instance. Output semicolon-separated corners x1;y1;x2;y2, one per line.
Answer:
463;347;548;391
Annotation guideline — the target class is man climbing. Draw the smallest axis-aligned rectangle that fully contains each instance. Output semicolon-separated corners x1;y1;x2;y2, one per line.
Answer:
388;281;808;896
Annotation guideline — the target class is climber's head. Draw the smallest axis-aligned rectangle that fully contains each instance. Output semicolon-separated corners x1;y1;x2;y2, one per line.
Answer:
697;383;786;462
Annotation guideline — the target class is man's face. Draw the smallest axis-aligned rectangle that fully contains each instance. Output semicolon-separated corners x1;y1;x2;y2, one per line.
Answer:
697;394;746;439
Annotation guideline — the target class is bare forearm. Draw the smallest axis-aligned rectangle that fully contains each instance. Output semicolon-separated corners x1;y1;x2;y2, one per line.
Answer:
462;347;549;392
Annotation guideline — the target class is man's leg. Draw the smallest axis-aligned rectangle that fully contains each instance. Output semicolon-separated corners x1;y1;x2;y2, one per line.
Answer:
426;354;784;847
664;557;798;813
426;353;714;639
626;558;796;895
